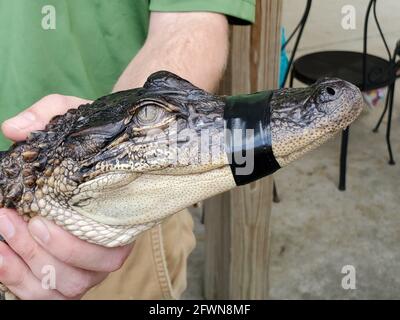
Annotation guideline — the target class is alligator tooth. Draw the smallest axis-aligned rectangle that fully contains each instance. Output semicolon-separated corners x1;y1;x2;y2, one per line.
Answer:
22;149;39;162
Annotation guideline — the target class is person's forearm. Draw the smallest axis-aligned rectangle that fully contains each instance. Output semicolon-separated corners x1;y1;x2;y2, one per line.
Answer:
113;12;229;93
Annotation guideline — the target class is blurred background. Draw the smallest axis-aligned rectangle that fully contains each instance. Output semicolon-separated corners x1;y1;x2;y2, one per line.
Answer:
185;0;400;299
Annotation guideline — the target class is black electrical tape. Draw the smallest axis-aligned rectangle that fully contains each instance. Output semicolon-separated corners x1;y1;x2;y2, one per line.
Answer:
223;91;281;186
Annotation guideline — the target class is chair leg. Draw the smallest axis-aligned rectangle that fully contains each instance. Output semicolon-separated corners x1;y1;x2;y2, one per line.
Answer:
386;82;396;165
273;179;280;203
373;85;391;133
339;127;350;191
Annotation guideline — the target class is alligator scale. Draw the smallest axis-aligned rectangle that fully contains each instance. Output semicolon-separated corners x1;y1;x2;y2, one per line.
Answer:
0;71;363;299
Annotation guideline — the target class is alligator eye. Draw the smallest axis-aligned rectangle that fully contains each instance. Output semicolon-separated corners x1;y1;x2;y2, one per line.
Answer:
136;105;165;125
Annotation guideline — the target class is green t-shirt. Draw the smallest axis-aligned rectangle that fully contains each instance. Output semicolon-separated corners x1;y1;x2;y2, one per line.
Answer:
0;0;255;150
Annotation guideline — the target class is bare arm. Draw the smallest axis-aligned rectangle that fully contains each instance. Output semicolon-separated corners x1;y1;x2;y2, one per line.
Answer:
114;11;229;92
0;11;229;299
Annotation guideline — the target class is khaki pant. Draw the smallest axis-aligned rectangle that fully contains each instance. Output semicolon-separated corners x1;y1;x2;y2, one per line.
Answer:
83;209;195;299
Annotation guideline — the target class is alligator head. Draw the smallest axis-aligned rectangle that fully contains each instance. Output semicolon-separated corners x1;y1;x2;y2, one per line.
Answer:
0;71;363;247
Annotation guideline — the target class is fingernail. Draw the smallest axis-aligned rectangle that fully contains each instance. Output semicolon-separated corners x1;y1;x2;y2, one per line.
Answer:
5;111;36;130
0;214;15;239
29;218;50;244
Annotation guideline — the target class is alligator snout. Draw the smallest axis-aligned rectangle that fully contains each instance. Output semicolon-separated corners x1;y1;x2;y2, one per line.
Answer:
315;78;364;114
269;77;364;166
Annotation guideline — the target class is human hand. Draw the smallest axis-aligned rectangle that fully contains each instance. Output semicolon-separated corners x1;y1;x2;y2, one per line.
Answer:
0;94;133;299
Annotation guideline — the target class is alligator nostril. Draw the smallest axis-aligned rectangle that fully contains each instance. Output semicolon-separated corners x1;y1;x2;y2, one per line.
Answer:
326;87;336;96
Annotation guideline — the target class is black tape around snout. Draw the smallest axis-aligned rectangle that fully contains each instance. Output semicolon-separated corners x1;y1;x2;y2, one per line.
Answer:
223;91;280;186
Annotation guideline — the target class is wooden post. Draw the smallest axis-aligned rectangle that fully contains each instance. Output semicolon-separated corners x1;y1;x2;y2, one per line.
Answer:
203;0;282;299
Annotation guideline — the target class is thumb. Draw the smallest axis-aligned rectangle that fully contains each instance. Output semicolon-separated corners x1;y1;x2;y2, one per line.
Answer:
1;94;91;142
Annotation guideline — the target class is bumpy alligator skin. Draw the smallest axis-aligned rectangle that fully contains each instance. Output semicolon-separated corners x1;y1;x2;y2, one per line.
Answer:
0;71;364;299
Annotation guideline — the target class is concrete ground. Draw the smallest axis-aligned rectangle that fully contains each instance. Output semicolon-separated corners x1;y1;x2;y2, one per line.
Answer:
183;0;400;299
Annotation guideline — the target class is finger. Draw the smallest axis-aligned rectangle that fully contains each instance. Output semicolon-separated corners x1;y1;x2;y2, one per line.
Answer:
0;209;107;298
0;242;65;300
1;94;91;141
28;216;133;272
